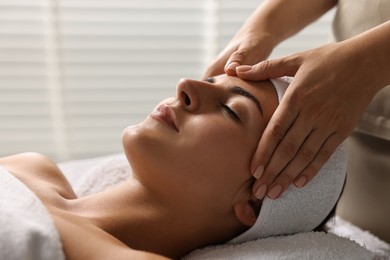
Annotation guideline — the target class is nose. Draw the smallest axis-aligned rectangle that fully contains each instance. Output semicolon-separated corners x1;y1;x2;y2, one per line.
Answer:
176;78;201;112
176;78;221;113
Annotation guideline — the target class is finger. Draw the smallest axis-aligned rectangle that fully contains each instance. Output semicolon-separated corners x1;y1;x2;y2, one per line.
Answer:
266;128;331;198
251;101;299;200
225;61;241;76
265;134;342;200
201;58;227;80
294;133;343;187
202;45;238;80
237;54;301;81
250;94;299;176
224;43;264;76
253;112;317;199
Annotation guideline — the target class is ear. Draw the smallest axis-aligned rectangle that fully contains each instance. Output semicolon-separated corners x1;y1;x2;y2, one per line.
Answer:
233;200;257;227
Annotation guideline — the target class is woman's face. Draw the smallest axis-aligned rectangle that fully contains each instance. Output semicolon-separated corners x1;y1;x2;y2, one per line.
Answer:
122;75;278;214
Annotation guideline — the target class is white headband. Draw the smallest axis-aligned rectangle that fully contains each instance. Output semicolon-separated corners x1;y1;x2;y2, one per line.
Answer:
270;76;291;103
229;77;347;243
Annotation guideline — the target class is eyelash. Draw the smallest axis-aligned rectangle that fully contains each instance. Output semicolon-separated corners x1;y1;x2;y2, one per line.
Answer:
221;103;241;122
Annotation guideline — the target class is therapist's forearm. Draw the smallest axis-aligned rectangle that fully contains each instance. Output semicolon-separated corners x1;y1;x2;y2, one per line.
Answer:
243;0;337;46
348;20;390;90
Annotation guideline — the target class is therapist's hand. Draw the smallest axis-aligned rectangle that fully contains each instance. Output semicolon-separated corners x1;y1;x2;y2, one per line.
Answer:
237;42;380;200
202;31;274;79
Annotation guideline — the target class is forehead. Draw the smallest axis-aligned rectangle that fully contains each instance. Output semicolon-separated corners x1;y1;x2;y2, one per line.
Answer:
213;75;274;96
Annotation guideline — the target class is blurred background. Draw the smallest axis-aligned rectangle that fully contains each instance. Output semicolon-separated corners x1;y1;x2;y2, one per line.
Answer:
0;0;335;161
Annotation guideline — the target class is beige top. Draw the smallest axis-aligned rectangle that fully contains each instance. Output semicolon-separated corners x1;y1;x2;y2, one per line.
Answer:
333;0;390;141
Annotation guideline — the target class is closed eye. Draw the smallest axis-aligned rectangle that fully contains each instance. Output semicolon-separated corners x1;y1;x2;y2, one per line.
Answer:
221;103;241;123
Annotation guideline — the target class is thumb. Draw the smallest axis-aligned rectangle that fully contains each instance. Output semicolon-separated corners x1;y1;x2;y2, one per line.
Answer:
236;55;300;81
224;49;252;76
224;40;270;76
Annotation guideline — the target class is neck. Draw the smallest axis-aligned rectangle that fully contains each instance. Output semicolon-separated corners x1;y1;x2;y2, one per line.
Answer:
68;176;228;258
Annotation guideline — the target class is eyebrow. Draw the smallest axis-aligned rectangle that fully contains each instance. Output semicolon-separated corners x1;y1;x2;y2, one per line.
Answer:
205;77;263;115
229;86;263;115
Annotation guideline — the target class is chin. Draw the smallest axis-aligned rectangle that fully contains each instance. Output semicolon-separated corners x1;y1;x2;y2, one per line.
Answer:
121;121;168;173
121;124;148;167
121;122;182;196
122;124;141;151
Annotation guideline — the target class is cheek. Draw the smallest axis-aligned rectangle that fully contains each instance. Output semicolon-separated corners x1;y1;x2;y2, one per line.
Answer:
181;117;253;177
187;116;255;150
178;119;254;206
188;117;239;146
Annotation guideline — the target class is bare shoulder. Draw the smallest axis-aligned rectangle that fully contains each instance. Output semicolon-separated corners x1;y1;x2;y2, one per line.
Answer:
0;152;76;199
52;212;170;260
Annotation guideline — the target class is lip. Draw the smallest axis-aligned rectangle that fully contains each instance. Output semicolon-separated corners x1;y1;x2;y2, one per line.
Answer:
150;104;179;132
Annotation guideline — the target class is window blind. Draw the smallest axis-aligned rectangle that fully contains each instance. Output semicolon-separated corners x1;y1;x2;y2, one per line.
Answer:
0;0;335;161
0;0;57;158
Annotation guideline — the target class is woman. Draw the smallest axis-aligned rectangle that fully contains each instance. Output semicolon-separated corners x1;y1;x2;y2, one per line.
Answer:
0;75;345;259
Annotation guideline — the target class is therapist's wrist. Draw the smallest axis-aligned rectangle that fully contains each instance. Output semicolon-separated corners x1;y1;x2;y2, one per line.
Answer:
345;21;390;92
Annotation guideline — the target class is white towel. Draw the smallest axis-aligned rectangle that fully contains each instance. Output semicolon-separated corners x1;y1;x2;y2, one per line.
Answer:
0;166;64;260
328;216;390;258
182;231;376;260
69;153;130;197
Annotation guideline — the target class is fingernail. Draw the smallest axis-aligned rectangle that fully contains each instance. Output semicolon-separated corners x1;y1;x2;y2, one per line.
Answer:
226;61;240;71
268;185;282;199
253;165;264;179
236;65;252;72
295;176;307;188
255;184;267;200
